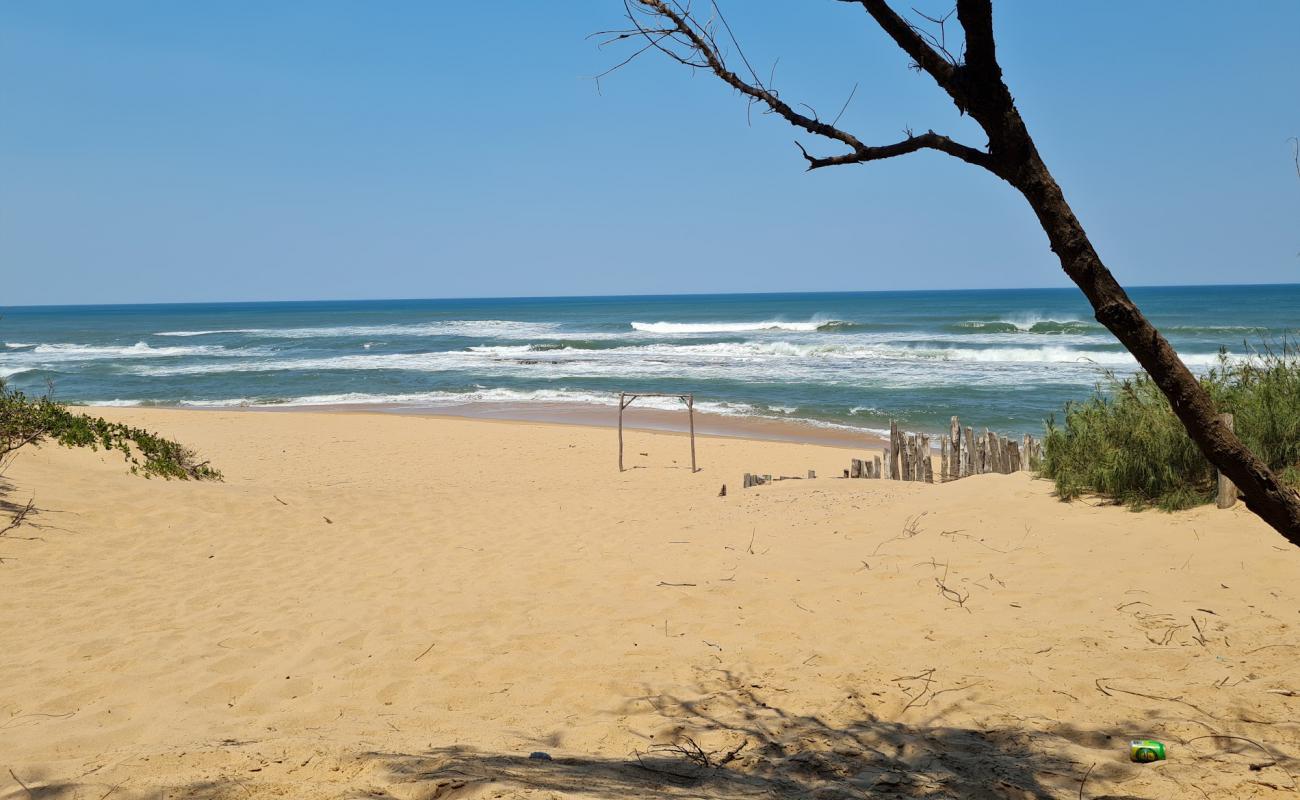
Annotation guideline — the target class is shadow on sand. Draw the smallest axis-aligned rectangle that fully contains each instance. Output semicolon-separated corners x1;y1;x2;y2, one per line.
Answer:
360;671;1146;799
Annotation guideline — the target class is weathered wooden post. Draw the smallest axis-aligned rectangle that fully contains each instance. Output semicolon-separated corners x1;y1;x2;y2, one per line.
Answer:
1007;440;1021;473
889;421;902;480
1217;413;1239;509
873;454;882;480
618;392;626;471
686;395;697;473
950;416;962;481
940;438;950;482
964;426;976;476
851;458;862;479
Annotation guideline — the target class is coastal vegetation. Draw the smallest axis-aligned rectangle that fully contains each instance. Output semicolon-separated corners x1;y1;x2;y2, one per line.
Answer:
0;381;220;481
1043;345;1300;511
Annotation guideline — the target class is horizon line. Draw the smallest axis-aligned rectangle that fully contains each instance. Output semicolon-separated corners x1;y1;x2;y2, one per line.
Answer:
4;281;1299;311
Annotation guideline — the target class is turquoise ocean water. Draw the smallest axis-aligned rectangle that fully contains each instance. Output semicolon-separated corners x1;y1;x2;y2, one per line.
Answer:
2;286;1297;438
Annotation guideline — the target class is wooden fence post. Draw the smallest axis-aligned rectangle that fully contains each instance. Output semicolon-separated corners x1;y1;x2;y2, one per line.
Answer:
950;416;961;481
890;421;902;480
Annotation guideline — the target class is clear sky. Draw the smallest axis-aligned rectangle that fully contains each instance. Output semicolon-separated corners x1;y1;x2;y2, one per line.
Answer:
3;1;1298;306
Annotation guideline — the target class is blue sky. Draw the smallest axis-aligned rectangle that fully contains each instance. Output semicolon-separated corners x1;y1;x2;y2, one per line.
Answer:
2;1;1298;305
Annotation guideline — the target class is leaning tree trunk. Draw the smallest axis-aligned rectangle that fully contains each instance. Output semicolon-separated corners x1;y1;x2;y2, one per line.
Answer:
1008;151;1300;541
615;0;1300;544
952;10;1300;544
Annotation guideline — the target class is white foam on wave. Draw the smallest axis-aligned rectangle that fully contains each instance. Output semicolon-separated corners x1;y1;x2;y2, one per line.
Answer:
169;388;755;415
152;320;612;340
20;342;243;360
630;320;830;334
152;329;254;337
903;345;1223;367
125;340;1229;386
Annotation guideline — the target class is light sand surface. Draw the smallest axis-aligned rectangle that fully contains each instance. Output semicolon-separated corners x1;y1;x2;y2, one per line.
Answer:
2;408;1298;799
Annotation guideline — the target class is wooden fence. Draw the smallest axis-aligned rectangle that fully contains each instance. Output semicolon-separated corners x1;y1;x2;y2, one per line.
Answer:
846;417;1042;483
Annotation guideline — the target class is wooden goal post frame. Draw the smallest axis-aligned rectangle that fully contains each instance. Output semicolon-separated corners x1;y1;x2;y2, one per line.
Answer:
617;392;697;473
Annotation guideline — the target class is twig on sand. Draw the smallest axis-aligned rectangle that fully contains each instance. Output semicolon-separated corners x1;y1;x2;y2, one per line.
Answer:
1078;762;1095;800
1096;682;1217;719
658;582;696;587
870;512;927;556
1187;735;1297;789
414;642;436;662
8;769;33;799
632;751;696;782
98;781;124;800
0;497;36;538
934;563;971;612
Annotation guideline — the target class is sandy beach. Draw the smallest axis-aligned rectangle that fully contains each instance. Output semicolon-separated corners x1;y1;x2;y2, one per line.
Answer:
2;407;1298;799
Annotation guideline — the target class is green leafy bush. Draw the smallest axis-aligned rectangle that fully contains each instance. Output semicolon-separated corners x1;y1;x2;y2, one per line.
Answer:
0;383;221;481
1041;344;1300;510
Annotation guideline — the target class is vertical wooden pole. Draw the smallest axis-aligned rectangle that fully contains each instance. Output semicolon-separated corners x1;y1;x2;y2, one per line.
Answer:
964;426;976;477
687;395;697;473
1217;413;1238;509
618;392;625;472
940;438;950;482
874;455;882;480
889;420;901;480
950;416;961;480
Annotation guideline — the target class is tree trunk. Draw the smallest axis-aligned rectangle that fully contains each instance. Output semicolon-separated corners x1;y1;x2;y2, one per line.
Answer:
946;7;1300;542
999;134;1300;542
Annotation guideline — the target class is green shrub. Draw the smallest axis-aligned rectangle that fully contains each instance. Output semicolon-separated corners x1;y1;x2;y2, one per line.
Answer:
1042;343;1300;511
0;382;221;481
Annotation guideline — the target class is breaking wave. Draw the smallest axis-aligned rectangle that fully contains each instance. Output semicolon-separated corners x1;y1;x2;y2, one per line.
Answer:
629;319;849;334
953;317;1095;334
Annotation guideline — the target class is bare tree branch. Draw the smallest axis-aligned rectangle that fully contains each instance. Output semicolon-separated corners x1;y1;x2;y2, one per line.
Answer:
954;0;998;77
839;0;956;89
797;129;991;170
622;0;992;171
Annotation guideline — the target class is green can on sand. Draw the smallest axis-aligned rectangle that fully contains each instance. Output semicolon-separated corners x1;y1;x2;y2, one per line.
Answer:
1130;740;1167;763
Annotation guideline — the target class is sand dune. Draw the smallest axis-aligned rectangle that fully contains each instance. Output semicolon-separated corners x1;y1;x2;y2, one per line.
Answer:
1;408;1298;799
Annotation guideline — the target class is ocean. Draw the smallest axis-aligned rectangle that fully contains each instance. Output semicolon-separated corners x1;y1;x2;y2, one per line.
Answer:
2;285;1297;440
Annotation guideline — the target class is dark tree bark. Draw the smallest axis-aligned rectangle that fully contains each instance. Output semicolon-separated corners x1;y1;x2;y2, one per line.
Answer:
609;0;1300;544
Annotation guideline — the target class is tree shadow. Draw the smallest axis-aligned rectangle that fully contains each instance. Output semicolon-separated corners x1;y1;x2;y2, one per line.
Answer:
361;671;1148;799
